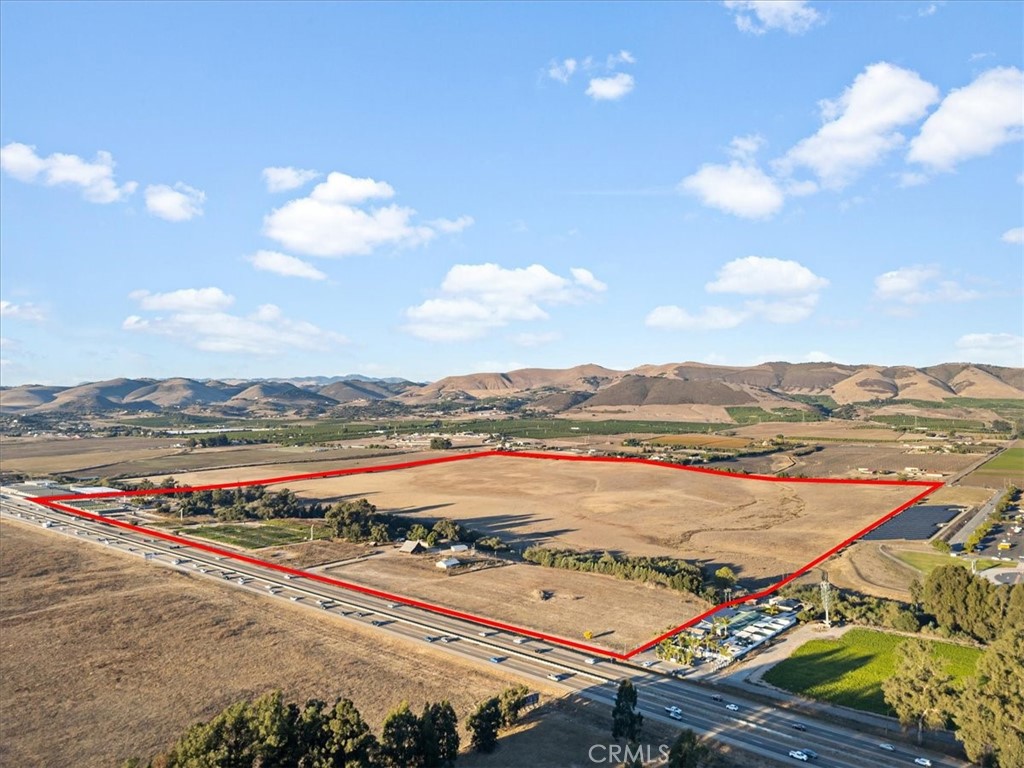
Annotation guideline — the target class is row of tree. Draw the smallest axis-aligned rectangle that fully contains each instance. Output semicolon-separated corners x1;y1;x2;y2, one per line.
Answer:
916;564;1024;644
131;686;532;767
522;547;704;595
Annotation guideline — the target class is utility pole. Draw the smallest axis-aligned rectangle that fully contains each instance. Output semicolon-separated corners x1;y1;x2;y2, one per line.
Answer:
820;571;832;628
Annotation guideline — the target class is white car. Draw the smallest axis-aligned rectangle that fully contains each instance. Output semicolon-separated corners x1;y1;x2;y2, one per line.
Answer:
640;660;655;668
878;744;895;751
725;703;739;712
788;751;809;762
914;760;932;767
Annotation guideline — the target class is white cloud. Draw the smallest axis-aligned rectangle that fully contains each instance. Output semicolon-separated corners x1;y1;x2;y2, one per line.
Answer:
309;172;395;204
645;305;749;330
125;289;346;354
680;161;784;219
918;3;939;17
548;58;577;84
0;300;46;322
607;50;635;67
586;73;635;101
262;171;465;257
262;166;321;192
0;142;137;203
954;333;1024;367
728;134;766;162
510;331;562;347
723;1;823;35
129;287;234;312
778;63;940;188
145;183;205;221
908;67;1024;172
873;266;980;305
897;171;930;188
429;215;474;234
1000;227;1024;244
648;255;827;331
403;263;605;342
706;256;829;295
247;250;327;281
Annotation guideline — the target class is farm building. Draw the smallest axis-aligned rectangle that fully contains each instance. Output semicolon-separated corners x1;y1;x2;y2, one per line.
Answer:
399;540;427;554
436;557;460;570
449;543;469;553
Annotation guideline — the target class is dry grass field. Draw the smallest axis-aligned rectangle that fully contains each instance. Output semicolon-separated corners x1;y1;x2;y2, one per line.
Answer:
0;521;552;767
783;444;981;478
324;550;708;652
827;541;918;601
732;422;903;442
647;434;752;449
0;435;188;475
153;454;922;592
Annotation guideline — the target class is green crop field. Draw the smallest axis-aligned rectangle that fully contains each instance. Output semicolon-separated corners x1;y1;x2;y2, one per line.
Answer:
869;414;988;432
725;406;823;424
892;549;1002;576
179;521;330;549
763;628;981;715
974;447;1024;475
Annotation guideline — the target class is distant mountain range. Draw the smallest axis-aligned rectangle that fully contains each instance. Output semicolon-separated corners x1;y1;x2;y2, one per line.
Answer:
1;362;1021;420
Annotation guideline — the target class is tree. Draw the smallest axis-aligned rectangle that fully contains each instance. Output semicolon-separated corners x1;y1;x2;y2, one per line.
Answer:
379;703;423;768
882;639;954;744
611;679;643;742
319;696;376;768
420;701;459;768
713;566;737;586
497;685;529;727
466;698;502;753
430;437;453;450
665;729;710;768
954;627;1024;767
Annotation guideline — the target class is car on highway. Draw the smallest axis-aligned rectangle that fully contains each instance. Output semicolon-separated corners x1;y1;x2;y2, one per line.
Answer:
710;694;722;701
801;748;818;760
584;657;599;665
663;706;683;721
512;637;527;644
289;596;301;602
791;723;807;731
547;673;566;682
788;750;809;762
914;760;932;767
725;703;739;711
878;744;895;751
640;660;655;668
488;656;504;663
439;636;457;643
424;636;439;643
478;630;497;637
370;620;387;627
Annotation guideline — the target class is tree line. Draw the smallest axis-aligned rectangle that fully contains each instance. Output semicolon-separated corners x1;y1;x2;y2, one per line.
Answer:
127;685;532;767
522;547;704;595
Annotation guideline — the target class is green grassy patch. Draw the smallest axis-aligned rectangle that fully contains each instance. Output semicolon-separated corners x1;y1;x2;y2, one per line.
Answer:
974;447;1024;475
892;549;1003;575
179;521;330;549
869;414;987;431
725;407;823;425
763;628;981;716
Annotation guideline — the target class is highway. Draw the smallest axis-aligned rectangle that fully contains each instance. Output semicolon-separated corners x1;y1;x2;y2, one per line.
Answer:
1;494;969;768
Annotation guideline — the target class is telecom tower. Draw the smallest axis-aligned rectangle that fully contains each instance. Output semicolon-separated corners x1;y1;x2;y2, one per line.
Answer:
820;571;832;627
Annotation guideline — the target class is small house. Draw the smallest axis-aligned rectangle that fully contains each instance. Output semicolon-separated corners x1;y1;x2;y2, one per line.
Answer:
436;557;460;570
399;540;427;554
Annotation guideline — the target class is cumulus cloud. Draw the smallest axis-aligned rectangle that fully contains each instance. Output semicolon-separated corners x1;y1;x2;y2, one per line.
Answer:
586;72;635;101
128;287;234;312
777;63;940;188
125;288;346;354
954;333;1024;367
1001;227;1024;245
247;250;327;280
0;300;46;322
403;263;606;342
908;67;1024;172
680;161;784;219
873;265;980;305
262;166;321;192
647;256;827;331
548;58;578;84
723;1;824;35
145;183;206;221
263;171;466;257
0;142;137;203
706;256;829;295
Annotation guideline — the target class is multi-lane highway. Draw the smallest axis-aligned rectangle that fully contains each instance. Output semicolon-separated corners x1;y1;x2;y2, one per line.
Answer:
1;494;968;768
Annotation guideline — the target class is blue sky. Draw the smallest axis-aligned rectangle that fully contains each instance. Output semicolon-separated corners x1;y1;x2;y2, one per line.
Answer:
1;1;1021;386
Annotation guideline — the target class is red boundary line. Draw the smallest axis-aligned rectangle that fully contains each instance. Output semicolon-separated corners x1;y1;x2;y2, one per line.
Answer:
26;450;941;661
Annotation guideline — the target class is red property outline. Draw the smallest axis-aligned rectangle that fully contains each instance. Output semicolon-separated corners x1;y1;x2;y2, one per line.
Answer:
27;450;941;660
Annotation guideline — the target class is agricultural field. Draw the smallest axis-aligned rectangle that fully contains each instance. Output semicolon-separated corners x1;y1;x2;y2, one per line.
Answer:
762;628;982;715
963;445;1024;488
646;434;752;449
154;454;924;583
732;421;904;442
177;521;332;549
